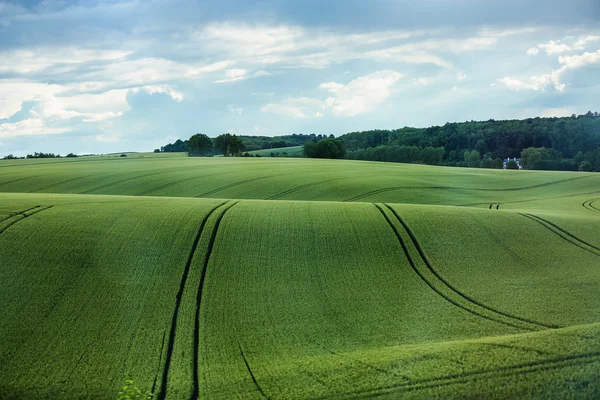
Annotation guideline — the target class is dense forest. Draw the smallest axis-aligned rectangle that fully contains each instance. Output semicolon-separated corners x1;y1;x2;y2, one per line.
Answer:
339;111;600;171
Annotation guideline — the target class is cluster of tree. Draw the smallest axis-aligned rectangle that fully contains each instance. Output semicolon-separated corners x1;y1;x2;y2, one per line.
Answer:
338;112;600;170
213;133;245;156
303;137;345;159
575;148;600;172
157;133;245;157
160;139;188;153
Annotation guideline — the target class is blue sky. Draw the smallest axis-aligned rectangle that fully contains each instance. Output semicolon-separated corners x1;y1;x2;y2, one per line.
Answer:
0;0;599;157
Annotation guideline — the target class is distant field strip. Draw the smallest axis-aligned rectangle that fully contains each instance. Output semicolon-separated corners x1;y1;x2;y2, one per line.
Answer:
0;205;53;235
346;176;595;202
376;203;558;331
158;201;228;400
459;189;600;207
519;213;600;257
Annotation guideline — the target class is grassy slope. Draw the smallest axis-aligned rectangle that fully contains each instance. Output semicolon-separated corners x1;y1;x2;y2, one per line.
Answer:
1;156;599;205
1;156;600;398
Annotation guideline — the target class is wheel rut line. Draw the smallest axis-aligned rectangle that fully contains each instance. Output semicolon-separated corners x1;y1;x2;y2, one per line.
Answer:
583;199;600;213
373;204;532;331
0;205;53;236
156;201;228;400
136;173;219;196
28;175;90;193
383;203;559;330
152;330;167;394
519;213;600;257
266;179;339;200
525;213;600;252
79;170;173;194
239;344;270;399
318;350;600;400
0;205;42;224
190;201;239;400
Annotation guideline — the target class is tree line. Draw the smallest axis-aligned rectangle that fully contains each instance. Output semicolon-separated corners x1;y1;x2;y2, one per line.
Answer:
337;111;600;171
2;152;78;160
159;133;327;155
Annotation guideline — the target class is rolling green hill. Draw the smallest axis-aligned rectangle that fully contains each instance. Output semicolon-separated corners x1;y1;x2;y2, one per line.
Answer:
0;155;599;399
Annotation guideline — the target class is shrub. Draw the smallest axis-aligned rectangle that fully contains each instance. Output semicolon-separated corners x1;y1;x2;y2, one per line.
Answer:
116;380;153;400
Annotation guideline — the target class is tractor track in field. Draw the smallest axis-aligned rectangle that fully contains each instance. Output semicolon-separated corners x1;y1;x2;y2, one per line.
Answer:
489;203;501;210
28;175;90;193
196;176;281;198
79;170;171;194
266;179;342;200
191;201;238;400
152;331;167;394
0;173;53;189
239;344;270;399
582;199;600;213
136;173;219;196
374;203;557;331
0;205;42;223
519;213;600;257
323;349;600;399
345;176;595;203
383;204;559;330
459;189;600;208
0;205;53;236
157;201;228;400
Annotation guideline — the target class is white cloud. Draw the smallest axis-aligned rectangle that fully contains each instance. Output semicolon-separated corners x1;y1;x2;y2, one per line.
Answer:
538;40;572;55
457;73;467;80
0;118;69;138
260;97;324;118
322;70;403;116
227;104;243;115
214;69;271;83
413;77;430;85
132;85;184;102
497;76;549;91
319;82;345;92
526;47;540;55
214;68;248;83
0;47;129;75
573;35;600;50
96;132;121;142
538;107;575;118
262;70;403;118
499;49;600;92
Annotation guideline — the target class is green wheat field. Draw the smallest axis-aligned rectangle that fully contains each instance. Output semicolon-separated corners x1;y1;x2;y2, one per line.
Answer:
1;153;600;399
